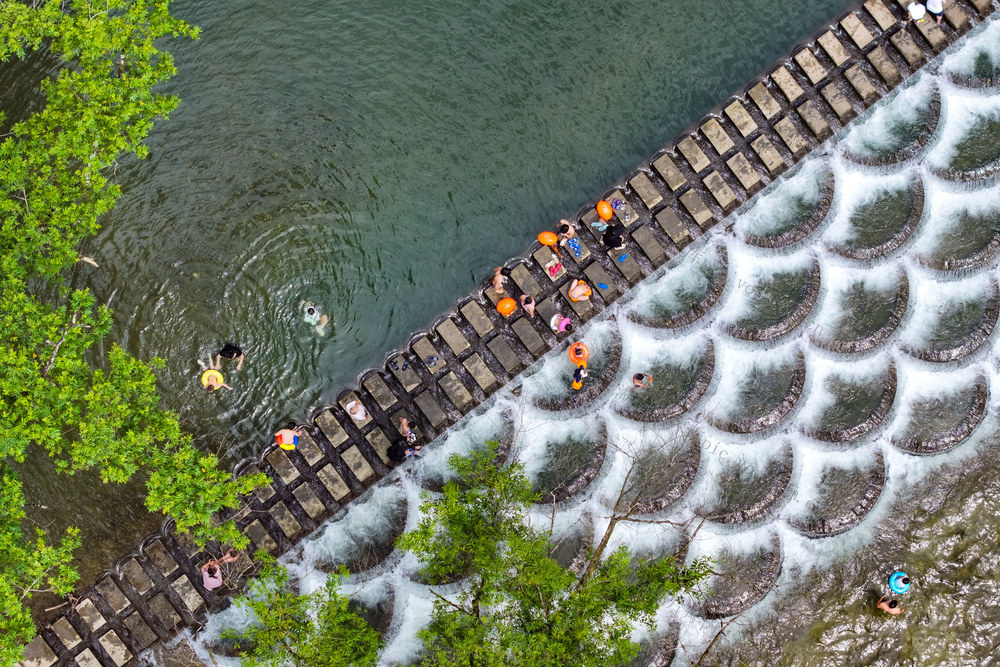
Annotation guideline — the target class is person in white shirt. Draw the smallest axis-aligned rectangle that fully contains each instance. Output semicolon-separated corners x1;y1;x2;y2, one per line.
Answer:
925;0;945;24
906;2;927;23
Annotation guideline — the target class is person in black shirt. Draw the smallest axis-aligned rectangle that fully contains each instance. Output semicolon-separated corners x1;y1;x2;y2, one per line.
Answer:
602;221;626;250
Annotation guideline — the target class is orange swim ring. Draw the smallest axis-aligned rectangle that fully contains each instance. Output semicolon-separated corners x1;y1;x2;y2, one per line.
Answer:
568;342;589;366
497;297;517;317
596;200;614;222
538;231;559;247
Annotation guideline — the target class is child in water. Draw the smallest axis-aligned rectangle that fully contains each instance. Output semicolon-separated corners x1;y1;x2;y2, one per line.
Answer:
303;301;330;336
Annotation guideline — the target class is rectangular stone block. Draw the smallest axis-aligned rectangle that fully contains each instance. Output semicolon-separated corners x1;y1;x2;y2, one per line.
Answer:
439;372;473;411
533;246;566;281
969;0;991;12
724;101;758;137
867;46;901;85
123;612;157;649
51;618;80;651
608;189;638;226
651;154;686;190
74;649;101;667
144;540;178;577
98;631;132;667
269;502;302;539
609;250;642;283
509;264;542;299
794;49;828;84
748;82;782;119
387;353;421;392
463;353;498;391
631;225;666;265
365;427;393;464
317;463;351;501
797;99;832;139
770;66;804;103
339;391;373;427
511;317;546;356
414;391;448;428
817;31;851;66
18;636;57;667
534;298;559;330
891;30;924;66
249;465;276;501
559;282;595;316
121;559;153;595
845;64;879;103
840;13;874;48
458;302;492;337
562;230;592;264
677;136;710;172
173;531;200;558
149;593;182;630
293;483;327;519
487;335;522;374
245;519;278;554
316;410;350;446
435;318;470;355
726;152;762;190
751;135;786;173
96;578;129;614
75;598;106;632
170;574;205;613
297;431;324;466
774;117;808;155
821;82;855;121
679;190;714;227
266;448;300;485
655;207;690;245
943;2;970;30
628;172;662;209
341;445;375;484
363;373;397;410
700;118;734;154
895;0;946;49
704;171;737;209
583;262;618;300
412;337;446;373
864;0;897;31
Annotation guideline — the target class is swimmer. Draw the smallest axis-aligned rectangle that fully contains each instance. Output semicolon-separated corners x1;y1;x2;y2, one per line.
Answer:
568;279;592;302
633;373;653;389
877;595;903;615
218;343;244;371
572;365;588;390
558;219;577;243
303;302;330;336
519;295;537;318
274;422;303;451
200;356;232;392
491;267;506;294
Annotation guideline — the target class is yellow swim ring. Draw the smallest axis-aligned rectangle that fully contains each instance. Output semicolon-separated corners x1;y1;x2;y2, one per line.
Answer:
201;369;224;387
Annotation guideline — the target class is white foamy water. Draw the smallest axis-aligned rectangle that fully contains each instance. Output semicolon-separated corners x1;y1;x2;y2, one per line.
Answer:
176;15;1000;667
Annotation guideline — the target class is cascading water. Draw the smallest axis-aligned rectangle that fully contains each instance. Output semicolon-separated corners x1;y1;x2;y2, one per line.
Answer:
156;16;1000;667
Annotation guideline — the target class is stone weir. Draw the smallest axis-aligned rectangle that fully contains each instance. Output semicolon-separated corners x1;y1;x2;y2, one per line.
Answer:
18;0;997;665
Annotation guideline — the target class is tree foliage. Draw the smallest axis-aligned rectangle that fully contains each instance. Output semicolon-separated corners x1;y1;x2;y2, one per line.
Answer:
0;2;264;662
398;442;713;666
223;553;381;667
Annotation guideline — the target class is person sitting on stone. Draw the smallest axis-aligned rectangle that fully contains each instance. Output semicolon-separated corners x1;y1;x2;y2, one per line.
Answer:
602;220;626;250
491;267;506;294
201;559;224;591
399;416;417;444
519;295;537;318
387;438;421;462
345;399;369;422
568;279;592;302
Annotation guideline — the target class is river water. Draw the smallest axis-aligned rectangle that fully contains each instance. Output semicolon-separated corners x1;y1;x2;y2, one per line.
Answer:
149;12;1000;666
9;0;853;602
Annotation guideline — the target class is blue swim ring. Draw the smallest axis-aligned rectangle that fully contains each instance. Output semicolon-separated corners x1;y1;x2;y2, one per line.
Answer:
889;571;911;594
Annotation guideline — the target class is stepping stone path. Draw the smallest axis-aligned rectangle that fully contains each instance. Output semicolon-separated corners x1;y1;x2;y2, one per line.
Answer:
24;1;995;663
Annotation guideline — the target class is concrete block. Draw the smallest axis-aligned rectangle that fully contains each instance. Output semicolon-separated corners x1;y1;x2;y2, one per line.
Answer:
774;117;808;155
794;49;828;84
680;190;714;227
268;502;302;539
864;0;897;31
797;99;832;139
651;154;686;190
817;31;851;66
562;230;592;264
463;353;498;391
144;540;178;577
748;82;782;119
607;189;638;226
98;632;132;667
677;136;710;172
18;636;57;667
560;282;595;316
607;249;643;283
631;225;667;265
435;318;471;355
316;410;350;446
724;101;758;137
460;301;495;338
943;2;969;31
96;578;129;614
726;152;762;190
149;593;182;630
845;64;879;103
363;373;398;410
628;172;662;209
968;0;992;12
867;46;901;85
412;337;446;373
339;391;373;426
245;520;278;554
751;135;786;173
821;82;855;121
581;264;617;302
487;335;522;374
387;354;421;392
173;531;200;558
533;246;566;281
75;598;105;632
414;391;449;428
293;483;327;519
700;118;734;154
317;464;351;501
341;445;375;484
123;612;157;649
439;372;473;411
365;428;393;464
891;30;925;66
509;264;543;299
121;559;152;595
511;317;546;356
840;14;874;48
704;171;737;209
171;577;203;614
73;649;101;667
266;448;300;485
297;430;324;466
51;618;81;650
895;0;947;49
770;66;804;103
655;207;690;244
